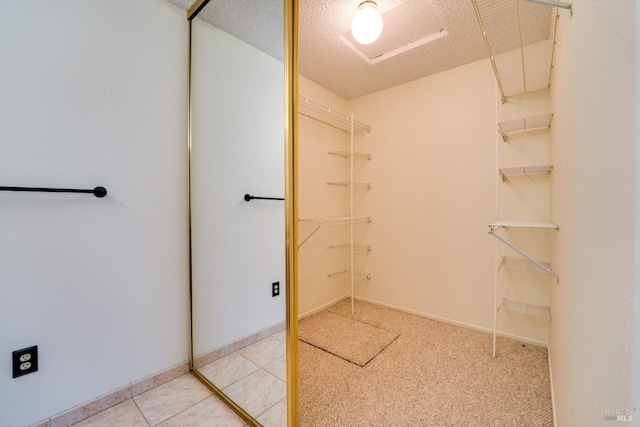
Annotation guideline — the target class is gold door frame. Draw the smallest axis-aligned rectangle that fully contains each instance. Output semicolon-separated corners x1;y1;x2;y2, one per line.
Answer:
186;1;299;425
284;0;299;425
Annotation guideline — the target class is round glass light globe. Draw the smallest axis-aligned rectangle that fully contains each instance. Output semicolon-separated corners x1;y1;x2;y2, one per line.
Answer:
351;5;383;45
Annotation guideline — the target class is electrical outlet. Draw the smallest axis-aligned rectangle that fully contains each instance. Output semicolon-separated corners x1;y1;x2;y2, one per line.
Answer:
272;281;280;297
13;346;38;378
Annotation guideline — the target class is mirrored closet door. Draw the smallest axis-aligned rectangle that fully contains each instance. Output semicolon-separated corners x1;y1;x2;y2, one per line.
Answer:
188;1;294;425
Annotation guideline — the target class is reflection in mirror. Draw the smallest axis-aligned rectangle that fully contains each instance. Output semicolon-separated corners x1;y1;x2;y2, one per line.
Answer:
190;1;286;425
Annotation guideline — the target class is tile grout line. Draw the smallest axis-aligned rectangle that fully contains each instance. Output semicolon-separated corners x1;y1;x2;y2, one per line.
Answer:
43;362;189;427
254;395;287;422
131;396;152;427
218;356;265;393
38;329;286;426
221;367;286;423
148;391;213;427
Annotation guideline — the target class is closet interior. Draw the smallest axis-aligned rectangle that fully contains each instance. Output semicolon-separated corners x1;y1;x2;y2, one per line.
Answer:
296;0;574;424
299;0;569;352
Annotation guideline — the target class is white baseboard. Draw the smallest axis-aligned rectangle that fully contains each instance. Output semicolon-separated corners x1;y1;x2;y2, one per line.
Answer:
299;294;350;319
353;296;548;348
547;344;558;427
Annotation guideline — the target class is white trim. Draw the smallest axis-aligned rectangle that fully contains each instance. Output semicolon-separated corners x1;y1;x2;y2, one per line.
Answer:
354;296;549;348
547;344;558;427
298;294;350;320
338;30;448;66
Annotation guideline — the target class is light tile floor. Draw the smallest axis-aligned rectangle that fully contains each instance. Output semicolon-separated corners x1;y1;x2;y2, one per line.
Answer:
71;331;287;427
70;375;247;427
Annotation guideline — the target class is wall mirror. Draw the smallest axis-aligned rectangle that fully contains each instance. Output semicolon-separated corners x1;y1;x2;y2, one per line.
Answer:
188;1;295;425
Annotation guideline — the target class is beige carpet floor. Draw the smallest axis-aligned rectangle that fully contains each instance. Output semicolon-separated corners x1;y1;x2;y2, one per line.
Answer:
299;311;399;366
298;299;553;427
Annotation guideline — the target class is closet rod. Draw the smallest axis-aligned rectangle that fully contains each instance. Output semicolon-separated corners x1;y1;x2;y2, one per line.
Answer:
0;185;107;198
244;194;284;202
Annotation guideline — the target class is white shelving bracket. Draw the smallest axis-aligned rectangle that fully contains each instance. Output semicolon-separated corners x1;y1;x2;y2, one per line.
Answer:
499;129;507;142
499;256;552;274
327;243;372;252
520;0;572;16
489;225;559;284
328;270;371;281
298;222;322;249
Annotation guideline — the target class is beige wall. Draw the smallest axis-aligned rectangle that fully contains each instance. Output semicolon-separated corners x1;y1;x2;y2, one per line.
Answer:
550;1;636;425
301;59;510;334
348;59;498;332
300;57;556;343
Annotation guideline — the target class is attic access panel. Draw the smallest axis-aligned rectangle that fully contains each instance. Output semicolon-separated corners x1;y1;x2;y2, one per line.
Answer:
472;0;560;100
340;0;448;65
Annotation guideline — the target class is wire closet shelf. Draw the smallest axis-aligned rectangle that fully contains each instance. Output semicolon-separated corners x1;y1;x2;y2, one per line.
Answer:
298;216;372;249
298;94;371;133
471;0;571;102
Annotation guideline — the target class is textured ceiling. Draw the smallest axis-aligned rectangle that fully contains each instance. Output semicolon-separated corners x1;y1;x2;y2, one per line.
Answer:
168;0;284;61
167;0;490;100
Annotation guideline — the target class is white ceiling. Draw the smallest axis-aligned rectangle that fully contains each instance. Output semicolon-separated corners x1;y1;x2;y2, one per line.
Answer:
167;0;490;100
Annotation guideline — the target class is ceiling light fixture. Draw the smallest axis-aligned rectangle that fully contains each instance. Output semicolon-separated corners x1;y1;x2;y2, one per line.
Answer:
351;1;383;45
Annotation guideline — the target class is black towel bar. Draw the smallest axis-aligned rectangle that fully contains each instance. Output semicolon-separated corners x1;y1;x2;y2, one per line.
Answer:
0;186;107;198
244;193;284;202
